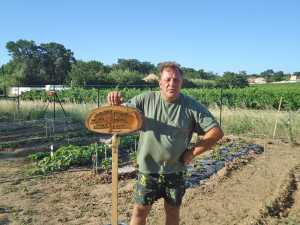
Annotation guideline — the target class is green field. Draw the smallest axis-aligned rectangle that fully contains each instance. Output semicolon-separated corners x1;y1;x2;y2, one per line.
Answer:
18;83;300;110
1;83;299;141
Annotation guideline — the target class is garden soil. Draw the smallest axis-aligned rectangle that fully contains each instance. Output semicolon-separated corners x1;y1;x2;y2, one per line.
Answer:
0;138;299;225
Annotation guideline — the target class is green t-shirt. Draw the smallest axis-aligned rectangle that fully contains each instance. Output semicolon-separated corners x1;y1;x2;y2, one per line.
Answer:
126;91;218;174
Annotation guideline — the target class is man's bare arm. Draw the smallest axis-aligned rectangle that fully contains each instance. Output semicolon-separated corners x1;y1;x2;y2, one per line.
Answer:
183;126;224;164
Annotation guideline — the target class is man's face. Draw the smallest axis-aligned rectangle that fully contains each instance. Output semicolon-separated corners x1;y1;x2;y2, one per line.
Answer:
159;67;183;102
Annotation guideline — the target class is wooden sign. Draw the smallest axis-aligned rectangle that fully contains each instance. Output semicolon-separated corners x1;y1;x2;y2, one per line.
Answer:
85;105;142;225
85;105;143;134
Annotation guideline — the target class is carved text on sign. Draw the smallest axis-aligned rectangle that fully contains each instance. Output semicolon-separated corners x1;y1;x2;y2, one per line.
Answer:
85;106;143;134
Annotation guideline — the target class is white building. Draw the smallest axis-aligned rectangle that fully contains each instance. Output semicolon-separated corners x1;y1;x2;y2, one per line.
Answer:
8;87;44;96
254;77;267;84
143;73;159;83
290;75;300;81
45;85;70;91
247;77;266;84
8;85;70;96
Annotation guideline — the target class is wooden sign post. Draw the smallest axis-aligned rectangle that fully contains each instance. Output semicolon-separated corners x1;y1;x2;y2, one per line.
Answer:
86;105;143;225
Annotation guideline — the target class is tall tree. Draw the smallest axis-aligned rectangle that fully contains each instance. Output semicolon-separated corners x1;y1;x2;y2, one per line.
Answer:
108;69;145;85
181;67;198;79
293;72;300;77
273;71;287;82
6;40;42;84
216;72;249;88
5;40;75;85
68;60;112;86
113;59;155;74
39;42;75;84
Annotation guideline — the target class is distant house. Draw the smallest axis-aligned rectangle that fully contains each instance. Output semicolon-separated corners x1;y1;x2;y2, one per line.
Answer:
8;87;44;96
290;75;300;81
254;77;267;84
8;85;70;96
247;77;266;84
247;77;256;84
143;73;159;83
45;85;70;91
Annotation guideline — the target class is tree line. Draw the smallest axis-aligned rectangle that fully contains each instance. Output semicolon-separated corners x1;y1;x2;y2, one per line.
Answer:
0;39;299;93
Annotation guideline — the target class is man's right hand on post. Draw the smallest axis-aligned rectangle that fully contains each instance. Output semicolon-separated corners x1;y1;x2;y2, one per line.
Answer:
107;91;123;105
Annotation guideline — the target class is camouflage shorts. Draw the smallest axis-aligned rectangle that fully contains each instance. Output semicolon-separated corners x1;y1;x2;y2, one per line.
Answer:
133;172;186;207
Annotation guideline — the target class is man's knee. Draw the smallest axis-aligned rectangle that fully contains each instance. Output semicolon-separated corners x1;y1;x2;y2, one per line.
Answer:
164;201;180;225
132;204;152;218
164;201;180;216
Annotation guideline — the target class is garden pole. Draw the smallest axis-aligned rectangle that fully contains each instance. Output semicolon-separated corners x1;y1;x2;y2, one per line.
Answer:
272;96;283;139
219;88;223;128
95;146;98;173
17;81;20;115
55;93;67;117
98;88;100;108
111;134;120;225
53;87;56;121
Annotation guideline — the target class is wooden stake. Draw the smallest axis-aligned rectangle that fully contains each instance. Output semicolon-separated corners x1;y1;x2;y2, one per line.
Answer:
272;96;283;139
111;134;119;225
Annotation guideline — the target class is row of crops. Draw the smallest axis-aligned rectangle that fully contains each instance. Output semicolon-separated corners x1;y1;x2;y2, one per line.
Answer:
26;135;138;175
20;83;300;110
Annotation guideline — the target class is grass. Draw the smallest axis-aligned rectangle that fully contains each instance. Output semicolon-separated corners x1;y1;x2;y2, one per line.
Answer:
1;100;299;141
0;99;97;122
210;107;300;141
0;99;59;121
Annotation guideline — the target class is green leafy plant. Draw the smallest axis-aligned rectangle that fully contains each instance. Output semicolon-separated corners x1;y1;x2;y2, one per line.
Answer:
101;158;112;173
211;148;223;161
27;152;50;161
129;151;137;167
27;143;108;175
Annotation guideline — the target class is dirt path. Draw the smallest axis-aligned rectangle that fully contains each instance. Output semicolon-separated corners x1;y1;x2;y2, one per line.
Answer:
0;139;299;225
151;140;300;225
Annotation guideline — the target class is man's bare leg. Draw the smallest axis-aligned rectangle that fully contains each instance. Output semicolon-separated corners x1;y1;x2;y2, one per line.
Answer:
164;200;180;225
130;203;152;225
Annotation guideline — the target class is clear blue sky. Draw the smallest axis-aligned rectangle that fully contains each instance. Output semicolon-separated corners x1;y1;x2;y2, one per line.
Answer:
1;0;299;74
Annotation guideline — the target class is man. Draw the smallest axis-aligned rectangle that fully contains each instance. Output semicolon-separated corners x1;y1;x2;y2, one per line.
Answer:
107;62;224;225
